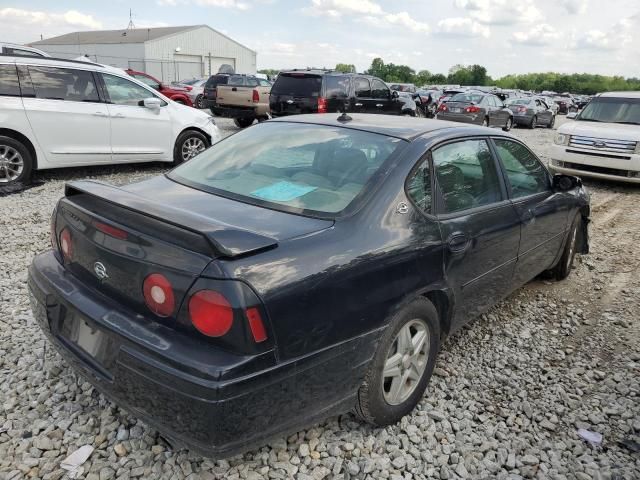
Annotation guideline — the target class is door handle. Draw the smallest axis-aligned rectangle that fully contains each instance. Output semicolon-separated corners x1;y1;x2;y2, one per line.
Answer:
113;113;126;118
93;112;106;117
376;103;383;107
355;103;363;107
522;208;535;225
447;233;470;253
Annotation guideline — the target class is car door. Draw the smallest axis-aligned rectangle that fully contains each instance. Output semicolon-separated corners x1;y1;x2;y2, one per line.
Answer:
493;96;508;125
432;138;520;330
537;99;552;124
370;78;395;114
351;77;371;113
20;65;111;165
483;96;498;126
100;73;172;162
491;138;570;285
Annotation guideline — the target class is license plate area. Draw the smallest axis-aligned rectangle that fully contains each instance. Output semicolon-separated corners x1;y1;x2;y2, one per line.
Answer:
450;107;461;113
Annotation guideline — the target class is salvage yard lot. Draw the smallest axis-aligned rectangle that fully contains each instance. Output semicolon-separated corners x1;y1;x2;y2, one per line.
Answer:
1;118;639;479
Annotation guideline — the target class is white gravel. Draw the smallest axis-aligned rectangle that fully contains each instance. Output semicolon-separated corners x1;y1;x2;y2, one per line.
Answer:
1;117;639;480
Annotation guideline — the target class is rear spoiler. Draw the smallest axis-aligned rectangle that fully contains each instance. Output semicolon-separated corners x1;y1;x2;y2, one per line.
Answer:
65;180;278;258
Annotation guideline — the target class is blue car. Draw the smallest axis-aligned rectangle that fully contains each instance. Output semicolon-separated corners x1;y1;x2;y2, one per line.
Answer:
29;114;590;457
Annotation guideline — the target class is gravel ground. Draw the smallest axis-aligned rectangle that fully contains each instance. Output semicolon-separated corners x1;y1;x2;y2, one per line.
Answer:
1;117;639;480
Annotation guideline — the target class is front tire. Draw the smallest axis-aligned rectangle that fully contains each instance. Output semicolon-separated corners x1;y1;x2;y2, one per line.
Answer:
0;136;33;186
548;115;556;129
550;214;581;280
503;116;513;132
355;298;441;426
173;130;209;166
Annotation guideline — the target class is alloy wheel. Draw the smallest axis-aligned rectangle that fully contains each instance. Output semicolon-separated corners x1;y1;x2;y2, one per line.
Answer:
0;145;24;183
195;95;204;109
382;319;430;405
181;137;206;162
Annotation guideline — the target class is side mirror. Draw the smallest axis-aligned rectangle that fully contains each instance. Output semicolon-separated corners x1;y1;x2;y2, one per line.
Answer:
553;173;580;192
143;97;162;109
391;90;399;99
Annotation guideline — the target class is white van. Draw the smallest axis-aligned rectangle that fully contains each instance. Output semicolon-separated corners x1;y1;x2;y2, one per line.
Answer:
549;92;640;183
0;55;220;185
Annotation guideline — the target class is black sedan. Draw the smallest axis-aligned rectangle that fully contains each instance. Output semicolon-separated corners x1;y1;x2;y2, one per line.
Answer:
29;114;590;457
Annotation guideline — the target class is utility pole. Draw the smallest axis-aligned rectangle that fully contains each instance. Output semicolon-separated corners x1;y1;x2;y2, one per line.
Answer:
127;9;136;30
208;52;212;76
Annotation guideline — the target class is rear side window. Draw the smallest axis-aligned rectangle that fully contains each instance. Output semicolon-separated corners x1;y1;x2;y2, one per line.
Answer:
271;74;322;97
28;66;99;102
324;76;349;98
3;47;45;57
493;139;550;198
407;160;432;213
433;139;503;213
228;75;246;86
0;65;20;97
371;79;390;100
354;78;371;98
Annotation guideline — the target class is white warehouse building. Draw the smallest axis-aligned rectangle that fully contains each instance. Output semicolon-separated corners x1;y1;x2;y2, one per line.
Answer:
30;25;256;83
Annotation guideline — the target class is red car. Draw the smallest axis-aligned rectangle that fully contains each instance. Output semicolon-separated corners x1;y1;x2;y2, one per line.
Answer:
125;69;193;107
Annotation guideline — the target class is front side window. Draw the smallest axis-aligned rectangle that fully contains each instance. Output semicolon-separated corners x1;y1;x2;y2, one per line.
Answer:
0;64;20;96
28;66;99;102
371;79;390;100
433;139;503;214
354;78;371;98
406;160;431;213
132;73;160;90
103;74;157;106
169;122;406;215
493;139;550;198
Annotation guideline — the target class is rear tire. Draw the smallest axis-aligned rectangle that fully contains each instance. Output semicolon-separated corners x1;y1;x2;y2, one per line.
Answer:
548;115;556;129
502;116;513;132
550;214;581;280
529;115;537;129
0;135;33;186
354;298;441;426
173;130;209;166
234;117;255;128
195;94;204;109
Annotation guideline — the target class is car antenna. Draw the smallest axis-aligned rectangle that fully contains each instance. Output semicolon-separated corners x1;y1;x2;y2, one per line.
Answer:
337;112;352;122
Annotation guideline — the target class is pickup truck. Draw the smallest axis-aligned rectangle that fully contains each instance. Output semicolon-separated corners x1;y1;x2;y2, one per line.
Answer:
210;74;272;128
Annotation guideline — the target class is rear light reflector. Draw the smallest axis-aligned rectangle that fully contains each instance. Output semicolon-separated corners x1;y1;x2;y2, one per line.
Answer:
189;290;233;337
143;273;175;317
318;97;328;114
518;106;527;113
95;221;128;240
252;89;260;103
60;228;73;260
465;105;480;113
438;104;447;112
246;307;267;343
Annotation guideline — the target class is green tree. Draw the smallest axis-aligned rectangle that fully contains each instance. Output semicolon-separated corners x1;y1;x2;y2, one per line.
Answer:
335;63;356;73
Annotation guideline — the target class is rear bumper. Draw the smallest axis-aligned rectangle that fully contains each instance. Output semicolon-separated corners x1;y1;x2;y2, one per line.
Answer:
436;112;481;124
211;105;259;119
28;251;378;457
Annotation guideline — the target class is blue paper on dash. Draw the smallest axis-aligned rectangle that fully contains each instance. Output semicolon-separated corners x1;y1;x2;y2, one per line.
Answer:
251;181;317;202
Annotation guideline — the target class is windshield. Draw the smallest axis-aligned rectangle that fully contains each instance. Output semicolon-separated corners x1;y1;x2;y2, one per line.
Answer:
271;74;322;97
577;97;640;124
451;93;484;103
169;123;406;215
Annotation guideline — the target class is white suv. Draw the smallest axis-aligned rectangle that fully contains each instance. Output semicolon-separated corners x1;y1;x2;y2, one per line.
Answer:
549;92;640;183
0;55;220;185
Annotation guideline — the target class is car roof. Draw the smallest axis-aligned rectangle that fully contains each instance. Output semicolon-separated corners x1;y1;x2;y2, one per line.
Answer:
598;91;640;99
269;113;496;141
0;54;121;73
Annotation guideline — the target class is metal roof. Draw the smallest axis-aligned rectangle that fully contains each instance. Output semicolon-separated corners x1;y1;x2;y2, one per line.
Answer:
32;25;203;46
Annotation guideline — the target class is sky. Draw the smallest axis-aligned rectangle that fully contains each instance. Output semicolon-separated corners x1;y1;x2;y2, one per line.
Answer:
1;0;639;78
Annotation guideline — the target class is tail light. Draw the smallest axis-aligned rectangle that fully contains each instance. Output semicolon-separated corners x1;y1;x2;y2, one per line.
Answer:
465;105;480;113
189;290;234;337
517;106;527;113
438;104;447;112
318;97;328;114
143;273;175;317
252;89;260;103
60;228;73;261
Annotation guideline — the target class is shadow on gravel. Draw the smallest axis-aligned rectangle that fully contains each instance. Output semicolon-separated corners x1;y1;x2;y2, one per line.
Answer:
0;181;45;197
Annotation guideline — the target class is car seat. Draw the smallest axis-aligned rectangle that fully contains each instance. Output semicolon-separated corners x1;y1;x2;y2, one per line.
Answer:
436;164;476;212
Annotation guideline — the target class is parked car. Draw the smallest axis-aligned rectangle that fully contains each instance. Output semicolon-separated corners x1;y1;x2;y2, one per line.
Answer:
553;95;578;114
212;75;272;127
1;42;50;57
269;70;405;117
415;89;442;118
176;77;207;109
549;91;640;183
29;113;589;457
505;96;556;128
395;91;423;117
125;69;193;106
0;55;219;185
388;82;417;93
203;73;231;111
540;96;560;115
437;92;514;131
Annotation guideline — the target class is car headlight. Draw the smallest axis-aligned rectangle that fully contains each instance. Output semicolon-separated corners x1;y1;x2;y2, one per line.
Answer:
554;133;569;146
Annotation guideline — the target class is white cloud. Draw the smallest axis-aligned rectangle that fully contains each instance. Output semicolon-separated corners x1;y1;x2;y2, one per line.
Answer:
384;12;430;33
437;17;490;38
0;7;102;30
571;17;635;50
513;24;561;46
305;0;383;17
560;0;588;14
158;0;249;9
454;0;542;25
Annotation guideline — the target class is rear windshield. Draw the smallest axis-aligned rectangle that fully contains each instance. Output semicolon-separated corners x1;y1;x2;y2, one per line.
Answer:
577;97;640;125
451;93;484;103
169;122;406;216
205;75;228;88
271;74;322;97
507;99;531;105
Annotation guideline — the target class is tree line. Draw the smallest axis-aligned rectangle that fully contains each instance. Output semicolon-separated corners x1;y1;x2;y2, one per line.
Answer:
259;58;640;95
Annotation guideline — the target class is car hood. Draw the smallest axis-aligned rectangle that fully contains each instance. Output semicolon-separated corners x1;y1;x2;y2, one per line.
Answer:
559;120;640;141
123;175;334;242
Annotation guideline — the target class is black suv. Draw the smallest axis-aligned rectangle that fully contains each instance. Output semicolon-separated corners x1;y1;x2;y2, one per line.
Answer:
269;70;404;117
202;74;230;110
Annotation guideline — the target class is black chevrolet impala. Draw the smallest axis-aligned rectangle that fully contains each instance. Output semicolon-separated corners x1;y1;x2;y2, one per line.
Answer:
29;114;590;457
